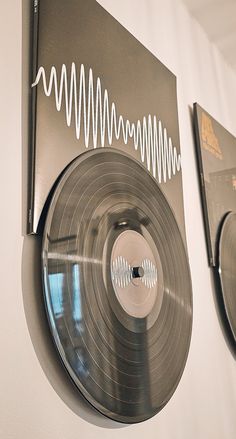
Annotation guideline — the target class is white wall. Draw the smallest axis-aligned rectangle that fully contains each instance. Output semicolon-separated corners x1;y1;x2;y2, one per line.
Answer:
1;1;236;438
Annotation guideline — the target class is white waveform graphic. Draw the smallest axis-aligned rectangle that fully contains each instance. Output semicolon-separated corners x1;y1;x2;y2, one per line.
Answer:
141;259;158;289
32;62;181;183
111;257;157;289
111;256;132;289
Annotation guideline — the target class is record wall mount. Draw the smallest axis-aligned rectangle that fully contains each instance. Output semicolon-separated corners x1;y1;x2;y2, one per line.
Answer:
28;0;193;423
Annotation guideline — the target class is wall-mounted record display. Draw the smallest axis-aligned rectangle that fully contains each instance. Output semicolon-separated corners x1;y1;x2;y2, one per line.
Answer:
194;103;236;349
29;0;193;423
194;104;236;266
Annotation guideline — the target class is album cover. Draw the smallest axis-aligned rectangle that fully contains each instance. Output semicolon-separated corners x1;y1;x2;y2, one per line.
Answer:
194;103;236;266
28;0;186;244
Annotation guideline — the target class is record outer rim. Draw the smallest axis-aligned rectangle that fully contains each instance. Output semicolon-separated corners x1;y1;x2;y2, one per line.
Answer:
218;211;236;344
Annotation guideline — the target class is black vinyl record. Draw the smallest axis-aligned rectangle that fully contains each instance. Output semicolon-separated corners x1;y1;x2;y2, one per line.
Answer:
42;148;192;423
218;212;236;343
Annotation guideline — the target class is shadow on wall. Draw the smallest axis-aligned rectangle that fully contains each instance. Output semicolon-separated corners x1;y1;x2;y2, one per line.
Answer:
21;234;126;429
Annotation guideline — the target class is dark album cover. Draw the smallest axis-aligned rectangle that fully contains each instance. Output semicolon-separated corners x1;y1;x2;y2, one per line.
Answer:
194;103;236;266
28;0;193;423
29;0;186;242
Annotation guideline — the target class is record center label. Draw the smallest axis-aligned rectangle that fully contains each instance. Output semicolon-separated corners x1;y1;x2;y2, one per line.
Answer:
110;230;158;318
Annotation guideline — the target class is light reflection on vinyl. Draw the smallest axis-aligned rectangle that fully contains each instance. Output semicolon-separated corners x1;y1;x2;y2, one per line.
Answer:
42;149;192;423
219;212;236;343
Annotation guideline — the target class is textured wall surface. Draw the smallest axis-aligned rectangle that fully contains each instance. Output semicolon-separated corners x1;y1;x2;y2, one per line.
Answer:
0;1;236;438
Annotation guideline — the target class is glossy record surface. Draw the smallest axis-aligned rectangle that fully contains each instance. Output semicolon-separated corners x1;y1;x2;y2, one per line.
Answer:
219;212;236;343
42;149;192;423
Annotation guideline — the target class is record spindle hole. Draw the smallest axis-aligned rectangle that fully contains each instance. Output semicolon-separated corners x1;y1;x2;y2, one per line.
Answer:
132;266;144;279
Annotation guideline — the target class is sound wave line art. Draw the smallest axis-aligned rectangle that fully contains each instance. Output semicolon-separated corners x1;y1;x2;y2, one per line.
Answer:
111;256;132;289
32;63;181;183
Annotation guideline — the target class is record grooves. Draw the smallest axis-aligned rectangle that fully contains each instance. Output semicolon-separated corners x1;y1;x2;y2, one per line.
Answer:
42;149;192;423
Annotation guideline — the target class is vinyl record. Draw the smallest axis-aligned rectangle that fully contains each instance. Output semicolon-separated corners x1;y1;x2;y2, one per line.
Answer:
42;148;192;423
218;212;236;343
